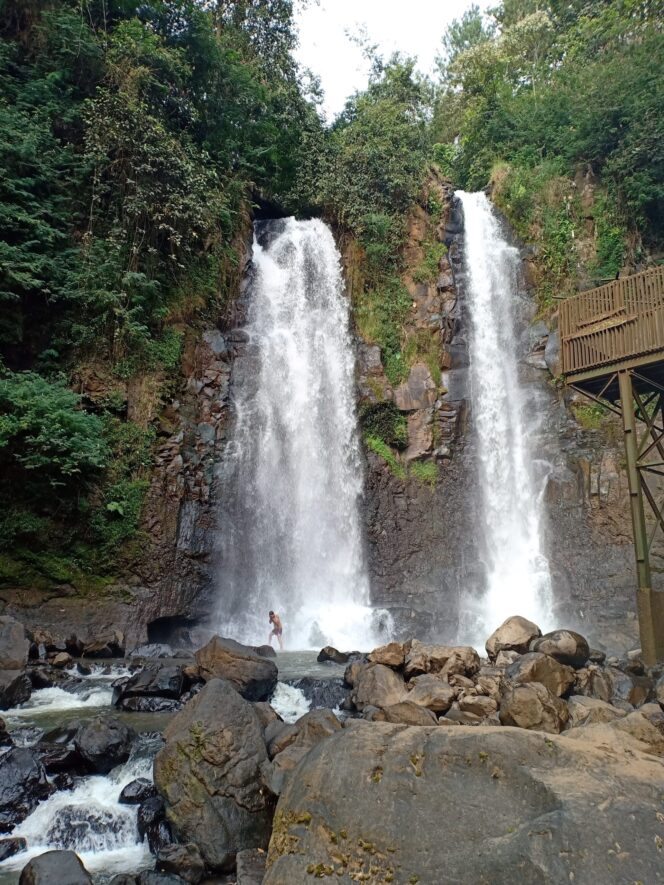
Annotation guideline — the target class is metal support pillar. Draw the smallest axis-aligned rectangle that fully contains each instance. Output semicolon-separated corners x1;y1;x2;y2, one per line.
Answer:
618;370;664;664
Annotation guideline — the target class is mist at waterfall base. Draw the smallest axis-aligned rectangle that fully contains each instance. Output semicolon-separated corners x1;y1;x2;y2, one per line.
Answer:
216;218;391;651
456;191;554;643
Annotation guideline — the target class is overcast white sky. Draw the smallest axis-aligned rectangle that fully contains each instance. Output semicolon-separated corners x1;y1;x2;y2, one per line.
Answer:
294;0;494;119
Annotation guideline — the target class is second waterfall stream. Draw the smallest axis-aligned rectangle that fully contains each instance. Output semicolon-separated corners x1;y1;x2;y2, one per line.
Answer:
457;191;553;637
216;218;389;650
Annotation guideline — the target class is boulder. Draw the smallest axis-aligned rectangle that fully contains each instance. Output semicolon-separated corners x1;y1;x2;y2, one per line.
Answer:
444;703;483;725
368;642;406;668
373;701;437;726
0;836;27;861
74;717;136;774
263;722;664;885
506;652;575;697
458;694;498;718
350;664;406;711
236;848;266;885
607;666;650;707
494;650;520;668
51;652;73;669
195;636;277;701
35;740;85;775
0;748;53;832
530;629;589;668
656;672;664;708
406;674;455;712
130;644;174;659
0;716;12;747
499;682;569;733
573;665;612;701
137;873;184;885
565;709;664;757
404;641;479;679
117;696;181;713
486;616;541;659
156;843;205;884
119;778;157;805
0;669;31;710
566;695;628;728
114;664;185;705
286;677;348;711
316;647;349;665
266;709;342;794
0;616;29;669
154;678;273;871
138;796;172;854
18;850;92;885
83;631;124;658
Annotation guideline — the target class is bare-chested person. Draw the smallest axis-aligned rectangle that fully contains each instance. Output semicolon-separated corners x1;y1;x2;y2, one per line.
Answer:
268;611;283;650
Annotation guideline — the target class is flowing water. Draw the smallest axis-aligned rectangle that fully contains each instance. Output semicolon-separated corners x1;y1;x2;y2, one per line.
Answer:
456;191;553;639
216;218;390;650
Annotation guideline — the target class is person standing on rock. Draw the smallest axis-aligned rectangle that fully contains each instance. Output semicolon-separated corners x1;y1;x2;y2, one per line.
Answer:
268;611;284;650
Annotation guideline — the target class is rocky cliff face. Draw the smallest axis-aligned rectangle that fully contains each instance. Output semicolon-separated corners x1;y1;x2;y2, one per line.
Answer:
353;180;642;651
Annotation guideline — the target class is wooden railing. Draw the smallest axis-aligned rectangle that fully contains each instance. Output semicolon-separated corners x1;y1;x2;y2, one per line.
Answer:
560;267;664;377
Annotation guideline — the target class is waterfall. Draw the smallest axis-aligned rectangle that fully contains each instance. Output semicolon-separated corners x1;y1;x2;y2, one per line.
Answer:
216;218;389;650
456;191;553;637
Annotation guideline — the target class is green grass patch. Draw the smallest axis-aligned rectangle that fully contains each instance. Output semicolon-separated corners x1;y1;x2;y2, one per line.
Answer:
364;434;406;480
572;402;605;431
354;275;412;386
409;460;438;487
412;239;447;285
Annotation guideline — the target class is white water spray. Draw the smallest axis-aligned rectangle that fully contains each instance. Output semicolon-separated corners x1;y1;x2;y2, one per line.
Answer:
216;218;390;650
457;191;553;636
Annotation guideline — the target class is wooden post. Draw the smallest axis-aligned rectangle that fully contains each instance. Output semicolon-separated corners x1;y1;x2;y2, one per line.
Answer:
619;370;664;664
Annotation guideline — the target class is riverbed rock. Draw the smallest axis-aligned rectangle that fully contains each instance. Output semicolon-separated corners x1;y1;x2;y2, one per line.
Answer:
486;616;541;659
195;636;277;701
114;664;185;706
285;677;348;711
0;836;27;861
83;631;124;658
0;617;29;670
74;717;136;774
368;642;406;668
350;663;406;711
138;796;172;854
236;848;266;885
406;674;455;712
317;647;349;665
566;695;628;728
607;666;650;707
373;701;437;725
404;641;479;679
499;682;570;733
506;652;575;697
0;748;53;832
0;716;12;746
530;629;590;668
262;722;664;885
267;709;342;794
19;850;92;885
119;778;157;805
573;664;612;701
458;694;498;718
156;843;205;884
0;669;31;710
154;678;273;871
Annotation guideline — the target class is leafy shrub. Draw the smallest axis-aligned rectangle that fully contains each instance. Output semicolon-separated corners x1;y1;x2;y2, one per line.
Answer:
364;433;406;480
360;402;408;449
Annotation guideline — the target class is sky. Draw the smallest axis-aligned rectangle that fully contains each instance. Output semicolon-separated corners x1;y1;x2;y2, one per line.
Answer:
294;0;494;119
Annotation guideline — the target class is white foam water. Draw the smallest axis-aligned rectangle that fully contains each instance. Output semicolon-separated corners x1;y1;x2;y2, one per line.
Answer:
216;218;392;651
4;685;113;721
269;682;311;723
0;753;153;877
456;191;553;640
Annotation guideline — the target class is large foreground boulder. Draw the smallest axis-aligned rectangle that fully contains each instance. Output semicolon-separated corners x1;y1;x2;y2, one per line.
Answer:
0;669;31;710
349;664;406;711
154;678;273;871
195;637;277;701
19;850;92;884
263;722;664;885
505;652;575;697
499;682;569;733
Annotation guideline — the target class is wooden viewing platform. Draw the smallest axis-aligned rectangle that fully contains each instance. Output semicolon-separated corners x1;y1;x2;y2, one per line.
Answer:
560;267;664;664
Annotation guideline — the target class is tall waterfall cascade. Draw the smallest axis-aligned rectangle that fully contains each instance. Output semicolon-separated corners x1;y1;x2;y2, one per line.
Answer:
216;218;389;650
457;191;553;637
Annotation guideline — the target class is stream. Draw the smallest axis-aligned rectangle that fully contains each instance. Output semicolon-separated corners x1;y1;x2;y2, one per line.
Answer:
0;652;344;883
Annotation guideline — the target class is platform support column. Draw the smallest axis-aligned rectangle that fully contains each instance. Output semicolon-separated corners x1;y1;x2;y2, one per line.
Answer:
619;370;664;664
